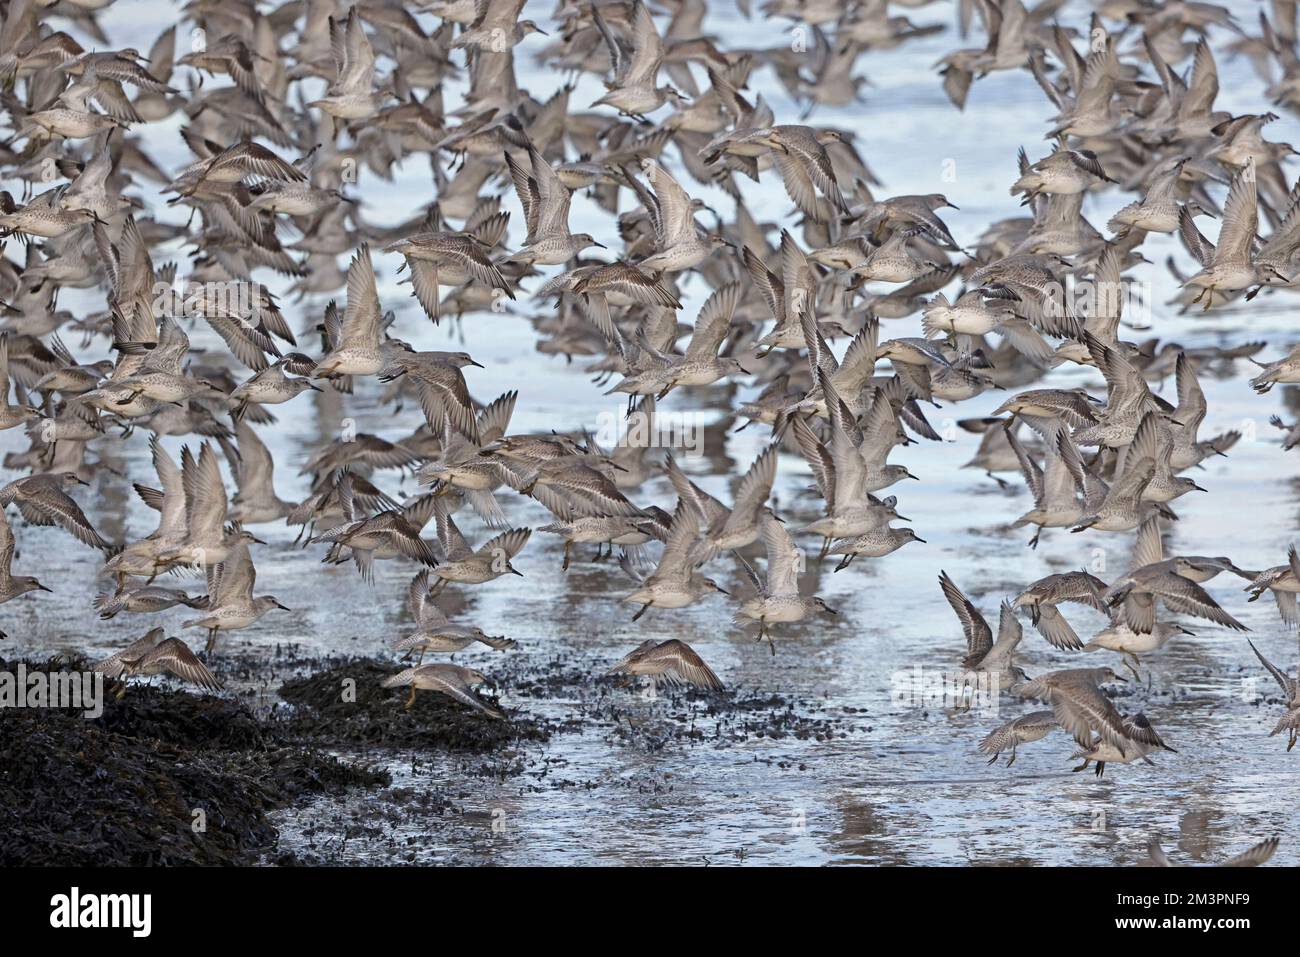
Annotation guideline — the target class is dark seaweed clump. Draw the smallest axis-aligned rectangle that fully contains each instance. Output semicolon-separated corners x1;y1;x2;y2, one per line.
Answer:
0;656;388;866
275;657;553;750
492;654;858;749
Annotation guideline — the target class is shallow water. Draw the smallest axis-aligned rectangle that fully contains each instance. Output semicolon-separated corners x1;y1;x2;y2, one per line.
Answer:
5;0;1300;865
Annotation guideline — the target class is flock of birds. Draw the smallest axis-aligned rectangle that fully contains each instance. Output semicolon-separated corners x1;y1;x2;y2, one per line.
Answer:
0;0;1298;837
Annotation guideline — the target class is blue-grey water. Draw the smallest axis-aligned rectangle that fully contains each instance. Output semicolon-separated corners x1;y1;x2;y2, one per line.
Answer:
3;0;1300;865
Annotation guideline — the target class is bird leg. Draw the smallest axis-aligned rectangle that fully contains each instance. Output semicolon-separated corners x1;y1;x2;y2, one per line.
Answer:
986;471;1011;490
1006;744;1018;768
1127;652;1152;689
1028;527;1041;549
561;541;571;572
1071;759;1091;773
1201;287;1215;312
818;537;831;560
955;681;971;712
632;603;651;622
404;686;417;711
1094;761;1106;778
1123;654;1142;684
835;553;854;572
114;680;128;700
205;628;218;655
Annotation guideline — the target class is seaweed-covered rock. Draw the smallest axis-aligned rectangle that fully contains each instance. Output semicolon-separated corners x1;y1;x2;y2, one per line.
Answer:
276;657;552;750
0;658;388;866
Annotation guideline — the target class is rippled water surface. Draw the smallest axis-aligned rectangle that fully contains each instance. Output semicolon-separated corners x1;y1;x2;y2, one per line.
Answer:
6;0;1300;865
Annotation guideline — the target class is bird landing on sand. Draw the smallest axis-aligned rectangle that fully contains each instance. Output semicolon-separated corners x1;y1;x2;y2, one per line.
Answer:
606;638;723;692
381;663;504;718
93;627;222;698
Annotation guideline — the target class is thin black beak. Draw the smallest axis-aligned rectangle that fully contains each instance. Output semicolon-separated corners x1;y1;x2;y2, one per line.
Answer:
469;360;485;368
